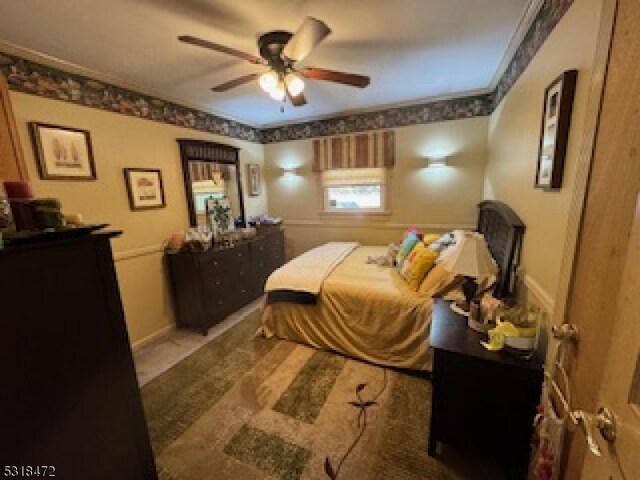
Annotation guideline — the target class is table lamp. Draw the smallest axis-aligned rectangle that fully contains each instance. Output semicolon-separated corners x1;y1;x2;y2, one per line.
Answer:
440;231;498;317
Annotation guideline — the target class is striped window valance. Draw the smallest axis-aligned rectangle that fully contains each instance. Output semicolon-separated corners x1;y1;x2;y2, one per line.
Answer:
312;131;395;172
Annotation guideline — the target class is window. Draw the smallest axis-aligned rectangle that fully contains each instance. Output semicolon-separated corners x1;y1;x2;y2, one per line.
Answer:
321;168;388;213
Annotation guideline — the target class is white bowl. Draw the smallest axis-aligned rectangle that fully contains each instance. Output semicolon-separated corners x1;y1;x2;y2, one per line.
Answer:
504;335;535;351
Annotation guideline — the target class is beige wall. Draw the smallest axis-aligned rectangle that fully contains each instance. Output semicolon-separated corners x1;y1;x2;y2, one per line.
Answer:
484;0;604;308
264;117;488;257
10;92;267;346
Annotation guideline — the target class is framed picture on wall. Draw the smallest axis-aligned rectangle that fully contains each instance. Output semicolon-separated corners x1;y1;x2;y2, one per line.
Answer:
535;70;578;190
124;168;166;210
29;122;97;180
247;163;261;196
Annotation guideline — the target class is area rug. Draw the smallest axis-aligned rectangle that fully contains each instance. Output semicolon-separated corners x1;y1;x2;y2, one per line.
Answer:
141;309;453;480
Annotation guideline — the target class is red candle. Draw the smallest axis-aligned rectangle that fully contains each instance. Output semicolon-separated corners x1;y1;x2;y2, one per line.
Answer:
4;181;36;230
3;181;34;200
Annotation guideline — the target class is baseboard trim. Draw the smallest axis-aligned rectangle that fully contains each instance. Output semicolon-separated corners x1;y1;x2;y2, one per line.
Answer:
131;324;174;351
524;274;555;314
114;243;164;262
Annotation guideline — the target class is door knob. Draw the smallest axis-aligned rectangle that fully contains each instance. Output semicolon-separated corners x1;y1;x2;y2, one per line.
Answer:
595;406;617;442
551;323;579;342
573;406;617;457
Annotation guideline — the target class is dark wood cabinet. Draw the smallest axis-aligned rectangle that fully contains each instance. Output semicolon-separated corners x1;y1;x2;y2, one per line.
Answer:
0;232;157;480
428;300;543;479
168;229;285;334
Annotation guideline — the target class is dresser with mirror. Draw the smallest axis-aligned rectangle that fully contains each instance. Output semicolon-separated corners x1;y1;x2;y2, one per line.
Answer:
168;139;284;334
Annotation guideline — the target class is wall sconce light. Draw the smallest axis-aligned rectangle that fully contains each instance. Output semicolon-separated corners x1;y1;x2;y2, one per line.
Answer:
427;156;449;168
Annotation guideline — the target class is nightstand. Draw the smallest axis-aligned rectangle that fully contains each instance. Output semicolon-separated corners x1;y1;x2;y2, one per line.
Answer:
428;299;543;479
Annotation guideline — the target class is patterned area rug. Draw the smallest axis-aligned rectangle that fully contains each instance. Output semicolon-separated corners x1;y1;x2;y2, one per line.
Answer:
141;309;460;480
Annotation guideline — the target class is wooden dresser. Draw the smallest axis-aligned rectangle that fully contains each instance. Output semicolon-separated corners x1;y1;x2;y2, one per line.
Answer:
167;228;285;334
0;232;157;480
428;299;543;479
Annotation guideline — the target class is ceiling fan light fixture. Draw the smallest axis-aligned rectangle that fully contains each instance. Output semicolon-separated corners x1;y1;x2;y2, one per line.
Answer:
259;70;279;93
269;82;286;101
285;72;305;96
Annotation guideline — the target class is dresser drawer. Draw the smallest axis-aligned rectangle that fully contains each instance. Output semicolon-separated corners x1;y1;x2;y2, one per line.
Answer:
168;239;269;334
200;244;249;267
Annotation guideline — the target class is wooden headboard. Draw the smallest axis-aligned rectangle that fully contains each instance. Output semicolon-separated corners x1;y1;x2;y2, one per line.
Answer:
477;200;525;299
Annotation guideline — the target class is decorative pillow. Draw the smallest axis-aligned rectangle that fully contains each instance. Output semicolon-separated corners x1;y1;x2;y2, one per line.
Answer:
395;232;420;269
435;229;467;264
429;232;456;252
422;233;440;247
400;243;439;290
418;262;462;298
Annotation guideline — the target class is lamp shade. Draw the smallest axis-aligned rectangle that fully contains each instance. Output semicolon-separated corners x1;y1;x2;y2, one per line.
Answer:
440;231;497;279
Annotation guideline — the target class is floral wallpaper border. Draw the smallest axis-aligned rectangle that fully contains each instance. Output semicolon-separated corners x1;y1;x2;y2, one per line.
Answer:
260;94;492;143
0;52;262;143
0;0;574;144
491;0;574;108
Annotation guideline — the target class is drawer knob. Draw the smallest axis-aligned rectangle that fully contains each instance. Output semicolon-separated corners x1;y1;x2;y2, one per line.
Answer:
237;253;243;257
215;280;220;285
213;261;218;266
217;300;223;305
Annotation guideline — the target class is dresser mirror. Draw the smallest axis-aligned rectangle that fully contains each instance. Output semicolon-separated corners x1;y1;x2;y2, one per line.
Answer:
177;139;246;228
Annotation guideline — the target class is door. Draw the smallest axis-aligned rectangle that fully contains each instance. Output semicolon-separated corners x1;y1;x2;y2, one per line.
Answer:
581;194;640;479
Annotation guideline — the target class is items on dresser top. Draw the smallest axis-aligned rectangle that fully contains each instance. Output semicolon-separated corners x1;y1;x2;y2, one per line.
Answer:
2;180;87;234
168;228;285;335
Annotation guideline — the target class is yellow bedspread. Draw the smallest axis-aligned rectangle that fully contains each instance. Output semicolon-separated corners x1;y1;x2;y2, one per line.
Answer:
260;246;433;371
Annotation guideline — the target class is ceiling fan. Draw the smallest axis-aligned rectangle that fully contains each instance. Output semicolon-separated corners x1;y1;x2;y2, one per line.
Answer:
178;17;370;107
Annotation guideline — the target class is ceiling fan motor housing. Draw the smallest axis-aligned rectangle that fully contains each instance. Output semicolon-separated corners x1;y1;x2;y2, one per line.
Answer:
258;31;293;72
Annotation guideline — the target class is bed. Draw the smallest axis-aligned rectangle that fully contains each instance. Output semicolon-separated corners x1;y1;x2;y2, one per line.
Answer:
259;200;525;371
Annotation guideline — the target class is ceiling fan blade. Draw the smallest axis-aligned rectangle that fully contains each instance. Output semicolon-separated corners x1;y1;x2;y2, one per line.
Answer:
286;88;307;107
211;73;261;92
282;17;331;62
302;67;370;88
178;35;264;64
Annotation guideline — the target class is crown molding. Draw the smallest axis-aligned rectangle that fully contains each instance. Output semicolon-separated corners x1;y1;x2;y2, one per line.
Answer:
489;0;545;90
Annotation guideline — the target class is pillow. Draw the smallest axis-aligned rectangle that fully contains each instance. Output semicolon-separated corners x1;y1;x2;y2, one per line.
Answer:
435;229;468;264
429;232;456;252
418;262;462;298
422;233;440;246
395;232;420;269
400;243;439;290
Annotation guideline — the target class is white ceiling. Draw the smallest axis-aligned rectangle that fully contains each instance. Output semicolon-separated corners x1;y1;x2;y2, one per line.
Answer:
0;0;531;127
